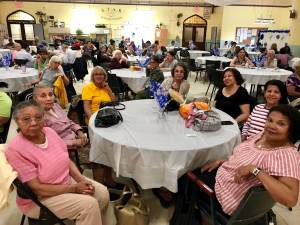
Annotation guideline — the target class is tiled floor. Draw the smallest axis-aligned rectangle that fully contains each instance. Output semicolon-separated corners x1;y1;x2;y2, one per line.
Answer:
0;71;210;225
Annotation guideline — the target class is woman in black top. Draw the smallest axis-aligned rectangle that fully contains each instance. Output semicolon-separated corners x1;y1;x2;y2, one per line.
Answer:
215;68;250;125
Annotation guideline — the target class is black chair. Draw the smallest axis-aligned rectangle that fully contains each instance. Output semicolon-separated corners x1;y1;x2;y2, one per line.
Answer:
188;58;205;82
13;178;66;225
107;73;126;100
0;108;12;144
187;172;276;225
203;60;222;81
205;66;223;101
222;61;231;69
179;49;190;65
17;88;34;102
14;59;28;67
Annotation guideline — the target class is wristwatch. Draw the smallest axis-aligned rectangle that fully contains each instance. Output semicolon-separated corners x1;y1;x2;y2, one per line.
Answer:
252;167;261;176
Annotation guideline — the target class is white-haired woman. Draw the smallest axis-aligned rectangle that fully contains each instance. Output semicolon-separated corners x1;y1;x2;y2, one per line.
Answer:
263;50;276;68
32;55;69;86
82;66;115;124
110;49;128;70
287;59;300;101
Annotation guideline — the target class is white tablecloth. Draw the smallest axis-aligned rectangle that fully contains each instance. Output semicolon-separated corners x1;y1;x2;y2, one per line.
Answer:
88;99;241;192
289;57;300;67
176;50;210;59
0;68;38;92
236;67;292;85
219;48;229;56
195;56;231;66
246;51;260;60
111;69;171;93
0;49;11;59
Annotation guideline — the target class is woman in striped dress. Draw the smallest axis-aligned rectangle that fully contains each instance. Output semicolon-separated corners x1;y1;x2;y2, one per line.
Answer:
188;105;300;216
241;80;288;141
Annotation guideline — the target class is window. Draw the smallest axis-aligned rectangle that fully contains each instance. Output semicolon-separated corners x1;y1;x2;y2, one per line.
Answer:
7;10;36;43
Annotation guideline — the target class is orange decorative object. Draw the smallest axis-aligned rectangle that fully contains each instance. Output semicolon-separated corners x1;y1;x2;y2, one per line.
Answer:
129;66;142;71
194;102;210;110
179;103;193;119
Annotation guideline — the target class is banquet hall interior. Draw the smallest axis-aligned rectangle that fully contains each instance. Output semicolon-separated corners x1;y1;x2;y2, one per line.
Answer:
1;0;300;225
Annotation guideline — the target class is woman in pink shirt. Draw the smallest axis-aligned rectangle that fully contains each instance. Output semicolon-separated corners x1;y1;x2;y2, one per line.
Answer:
32;84;88;149
183;105;300;216
5;101;109;225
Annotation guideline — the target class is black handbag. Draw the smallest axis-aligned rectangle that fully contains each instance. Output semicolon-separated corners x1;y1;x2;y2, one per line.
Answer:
94;107;123;128
100;101;126;110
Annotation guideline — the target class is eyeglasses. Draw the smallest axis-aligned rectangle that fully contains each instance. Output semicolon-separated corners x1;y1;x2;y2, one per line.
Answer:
18;116;43;124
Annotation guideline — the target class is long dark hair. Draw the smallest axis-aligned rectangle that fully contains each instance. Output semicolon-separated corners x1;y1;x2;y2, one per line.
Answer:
268;105;300;143
264;80;288;104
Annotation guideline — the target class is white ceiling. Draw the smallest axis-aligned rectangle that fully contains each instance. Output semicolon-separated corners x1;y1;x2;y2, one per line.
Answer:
0;0;292;7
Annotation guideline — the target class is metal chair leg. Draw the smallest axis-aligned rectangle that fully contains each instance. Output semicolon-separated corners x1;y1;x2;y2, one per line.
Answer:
20;214;26;225
205;82;211;96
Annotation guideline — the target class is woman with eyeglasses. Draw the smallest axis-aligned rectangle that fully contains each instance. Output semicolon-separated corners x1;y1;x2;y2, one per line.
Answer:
5;101;109;225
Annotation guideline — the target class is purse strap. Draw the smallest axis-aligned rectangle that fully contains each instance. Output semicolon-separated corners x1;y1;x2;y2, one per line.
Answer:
100;101;126;110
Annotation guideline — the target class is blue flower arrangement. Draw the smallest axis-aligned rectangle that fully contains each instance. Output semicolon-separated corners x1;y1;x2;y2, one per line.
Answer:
1;53;11;69
136;57;150;68
150;81;169;110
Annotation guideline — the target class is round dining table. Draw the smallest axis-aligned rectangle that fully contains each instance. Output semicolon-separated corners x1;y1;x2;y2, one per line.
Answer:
0;49;11;55
88;99;241;192
111;69;171;93
0;67;38;92
195;56;231;66
236;67;293;85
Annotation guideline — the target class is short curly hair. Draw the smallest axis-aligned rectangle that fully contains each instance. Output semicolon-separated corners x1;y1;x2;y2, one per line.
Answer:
223;68;245;85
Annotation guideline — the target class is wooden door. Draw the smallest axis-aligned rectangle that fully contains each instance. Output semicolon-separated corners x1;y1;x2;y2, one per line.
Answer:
182;15;207;50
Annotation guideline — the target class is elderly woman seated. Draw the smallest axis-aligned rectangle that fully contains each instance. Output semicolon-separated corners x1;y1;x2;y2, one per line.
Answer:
32;55;69;87
229;48;254;67
286;59;300;102
110;50;128;69
159;51;178;71
260;50;277;68
5;101;109;225
32;85;88;149
182;104;300;216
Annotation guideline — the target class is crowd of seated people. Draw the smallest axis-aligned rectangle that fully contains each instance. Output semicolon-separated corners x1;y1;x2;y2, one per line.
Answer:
2;34;300;225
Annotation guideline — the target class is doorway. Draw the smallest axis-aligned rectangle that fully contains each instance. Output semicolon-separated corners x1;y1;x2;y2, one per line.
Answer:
182;15;207;50
7;10;36;44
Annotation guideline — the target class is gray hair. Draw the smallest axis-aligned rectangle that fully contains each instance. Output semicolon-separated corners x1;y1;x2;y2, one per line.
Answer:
49;55;62;64
13;100;44;120
268;50;275;55
292;59;300;70
32;84;53;99
112;49;122;58
91;66;107;83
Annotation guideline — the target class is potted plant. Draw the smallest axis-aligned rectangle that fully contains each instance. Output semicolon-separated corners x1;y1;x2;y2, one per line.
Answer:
76;28;83;35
